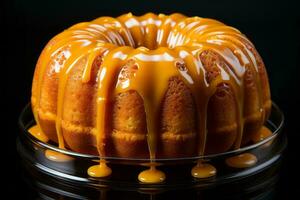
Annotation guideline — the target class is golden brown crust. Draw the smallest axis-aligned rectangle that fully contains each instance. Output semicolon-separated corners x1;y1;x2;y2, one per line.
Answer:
62;55;99;127
62;125;98;155
161;76;197;134
159;76;197;157
112;90;147;134
199;50;222;84
111;130;149;158
37;110;58;143
158;132;197;158
206;83;238;154
111;90;148;158
61;55;101;154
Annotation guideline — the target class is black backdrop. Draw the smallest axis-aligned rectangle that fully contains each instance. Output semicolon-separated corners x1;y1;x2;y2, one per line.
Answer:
4;0;299;199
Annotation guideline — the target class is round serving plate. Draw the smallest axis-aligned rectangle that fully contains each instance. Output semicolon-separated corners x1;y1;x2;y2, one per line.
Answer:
17;102;286;199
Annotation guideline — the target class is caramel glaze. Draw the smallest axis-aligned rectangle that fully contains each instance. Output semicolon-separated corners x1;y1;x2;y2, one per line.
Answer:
191;163;216;178
225;153;258;168
31;13;271;182
138;165;166;183
45;149;74;162
29;125;73;162
252;126;272;143
252;125;273;148
28;125;49;143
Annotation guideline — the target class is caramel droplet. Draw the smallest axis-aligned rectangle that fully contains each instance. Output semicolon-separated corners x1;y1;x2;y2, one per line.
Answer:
28;125;49;143
191;162;216;178
252;126;272;143
45;150;74;162
226;153;257;168
88;161;112;178
138;166;166;183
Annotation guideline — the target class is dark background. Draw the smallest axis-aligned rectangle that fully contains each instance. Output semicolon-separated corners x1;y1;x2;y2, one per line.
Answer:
3;0;299;199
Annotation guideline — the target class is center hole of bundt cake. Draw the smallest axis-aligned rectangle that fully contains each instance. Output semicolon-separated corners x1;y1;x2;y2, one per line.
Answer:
107;27;177;50
129;40;161;50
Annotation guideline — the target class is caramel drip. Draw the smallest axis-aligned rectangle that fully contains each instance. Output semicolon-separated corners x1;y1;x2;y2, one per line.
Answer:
191;163;216;178
252;126;272;143
171;46;209;156
203;39;246;150
115;47;181;161
32;13;270;182
138;165;166;183
56;43;97;149
28;125;49;143
96;46;133;153
88;160;112;177
45;149;73;162
225;153;257;168
33;25;109;144
88;46;134;177
205;34;265;146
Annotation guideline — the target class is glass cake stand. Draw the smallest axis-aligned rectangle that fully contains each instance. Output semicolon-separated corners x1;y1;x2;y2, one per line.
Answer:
17;102;286;199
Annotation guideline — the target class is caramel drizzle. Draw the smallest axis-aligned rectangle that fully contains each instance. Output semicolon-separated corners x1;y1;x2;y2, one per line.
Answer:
32;13;268;168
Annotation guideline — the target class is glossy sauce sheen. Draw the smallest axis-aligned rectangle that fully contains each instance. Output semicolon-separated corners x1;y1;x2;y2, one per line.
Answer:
31;13;271;181
191;163;216;178
45;149;74;162
252;126;272;143
138;166;166;183
29;125;73;162
28;125;49;143
225;153;258;168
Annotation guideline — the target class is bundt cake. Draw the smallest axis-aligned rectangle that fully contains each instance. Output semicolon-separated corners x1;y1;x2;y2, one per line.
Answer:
31;13;271;164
